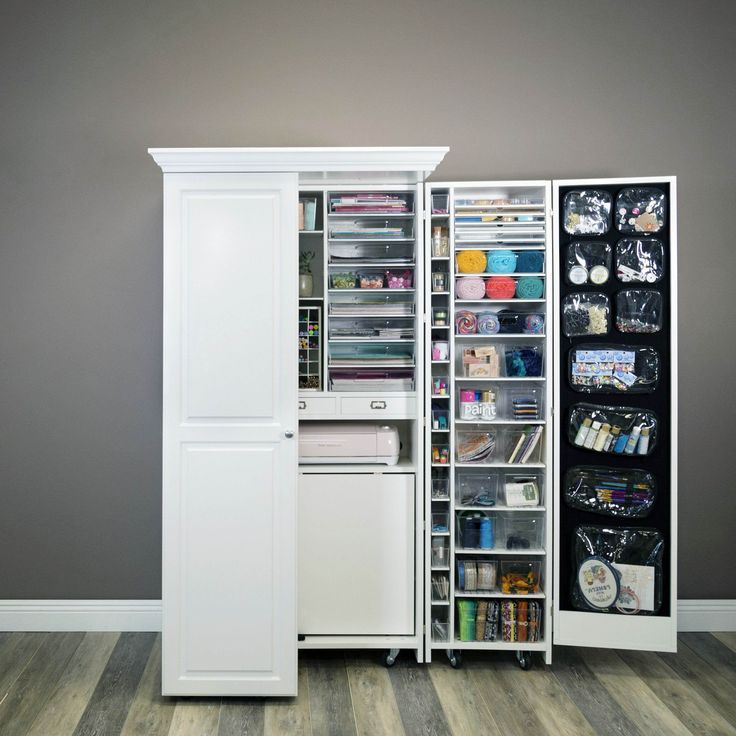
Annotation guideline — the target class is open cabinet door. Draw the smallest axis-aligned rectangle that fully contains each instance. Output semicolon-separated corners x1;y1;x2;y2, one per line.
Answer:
161;173;298;695
553;177;677;652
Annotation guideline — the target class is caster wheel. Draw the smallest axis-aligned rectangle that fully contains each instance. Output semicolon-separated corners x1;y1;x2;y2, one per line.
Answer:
516;651;532;670
447;650;463;669
382;649;399;667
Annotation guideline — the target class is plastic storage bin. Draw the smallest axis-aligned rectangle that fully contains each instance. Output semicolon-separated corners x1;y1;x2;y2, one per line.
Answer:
499;560;542;594
498;513;544;550
431;538;449;568
503;472;543;507
504;427;544;464
456;430;498;464
456;511;495;549
455;469;499;507
432;512;450;534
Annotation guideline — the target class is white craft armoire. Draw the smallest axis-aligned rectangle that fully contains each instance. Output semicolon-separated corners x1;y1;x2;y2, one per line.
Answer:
150;148;677;697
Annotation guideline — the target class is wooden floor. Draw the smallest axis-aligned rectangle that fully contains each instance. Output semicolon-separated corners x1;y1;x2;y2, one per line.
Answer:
1;632;736;735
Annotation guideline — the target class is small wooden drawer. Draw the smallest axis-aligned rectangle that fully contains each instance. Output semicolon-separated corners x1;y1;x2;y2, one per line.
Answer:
298;396;337;417
340;396;416;419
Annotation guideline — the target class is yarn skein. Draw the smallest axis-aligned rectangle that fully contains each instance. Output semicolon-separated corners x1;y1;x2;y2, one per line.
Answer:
456;277;486;300
515;277;545;299
486;249;517;274
456;250;487;274
486;276;517;300
516;251;544;273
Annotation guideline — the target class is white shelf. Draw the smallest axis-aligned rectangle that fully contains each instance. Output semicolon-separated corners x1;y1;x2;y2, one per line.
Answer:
431;641;547;652
454;548;546;556
454;591;545;599
454;334;546;339
327;212;414;218
299;229;324;234
455;299;545;304
455;245;545;251
457;506;546;512
328;261;415;268
455;272;545;277
455;462;545;469
454;419;545;425
299;458;415;474
455;377;545;382
328;288;416;293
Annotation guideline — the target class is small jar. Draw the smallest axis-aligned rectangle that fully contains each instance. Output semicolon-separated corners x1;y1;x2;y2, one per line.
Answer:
432;272;448;292
432;226;449;258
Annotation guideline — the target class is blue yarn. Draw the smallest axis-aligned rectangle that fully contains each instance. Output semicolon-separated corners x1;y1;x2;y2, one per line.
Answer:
486;249;517;274
516;251;544;273
516;277;545;299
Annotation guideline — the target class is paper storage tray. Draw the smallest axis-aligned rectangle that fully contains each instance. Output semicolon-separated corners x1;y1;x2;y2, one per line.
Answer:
454;309;545;335
455;469;499;507
563;189;612;235
503;427;544;464
329;292;415;317
328;217;414;240
616;289;663;333
356;271;385;289
615;238;665;283
456;430;498;464
328;192;414;215
571;525;664;615
564;465;656;518
431;537;449;568
328;342;414;366
498;512;544;550
569;344;660;393
329;370;414;392
432;512;450;534
503;472;543;507
500;560;542;594
455;275;545;300
566;241;612;285
329;317;415;341
456;510;496;549
615;187;666;233
569;403;658;456
328;241;415;264
456;559;498;591
431;193;449;214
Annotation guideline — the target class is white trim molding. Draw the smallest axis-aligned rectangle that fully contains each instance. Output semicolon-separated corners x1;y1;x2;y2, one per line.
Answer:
677;600;736;632
0;600;161;632
0;599;733;633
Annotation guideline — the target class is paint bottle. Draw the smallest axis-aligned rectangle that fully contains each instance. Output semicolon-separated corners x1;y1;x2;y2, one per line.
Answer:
574;417;592;446
637;426;650;455
604;425;620;452
584;420;601;450
614;431;629;453
593;423;611;452
624;424;642;455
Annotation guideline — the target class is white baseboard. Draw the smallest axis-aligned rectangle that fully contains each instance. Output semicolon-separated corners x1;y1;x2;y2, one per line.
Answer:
0;600;162;632
677;600;736;632
0;599;733;633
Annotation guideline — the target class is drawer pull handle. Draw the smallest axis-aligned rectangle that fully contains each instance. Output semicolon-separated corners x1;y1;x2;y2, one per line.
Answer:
298;401;306;410
370;401;387;410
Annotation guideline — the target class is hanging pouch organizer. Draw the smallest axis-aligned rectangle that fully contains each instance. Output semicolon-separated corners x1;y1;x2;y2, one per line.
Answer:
615;238;665;284
572;526;664;615
563;190;612;235
569;344;660;393
569;403;658;456
564;466;656;518
566;242;612;285
616;289;663;333
562;293;610;337
615;188;666;233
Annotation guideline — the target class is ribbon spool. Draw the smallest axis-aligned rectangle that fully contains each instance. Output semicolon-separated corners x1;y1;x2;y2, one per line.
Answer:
486;276;517;300
455;310;478;335
486;249;517;274
515;277;544;299
516;251;544;273
456;250;487;274
456;276;486;300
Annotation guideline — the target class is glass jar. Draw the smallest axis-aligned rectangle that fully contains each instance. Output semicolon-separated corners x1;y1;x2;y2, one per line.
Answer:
432;226;449;258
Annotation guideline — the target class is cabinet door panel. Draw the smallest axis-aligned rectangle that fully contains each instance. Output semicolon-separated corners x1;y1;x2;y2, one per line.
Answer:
162;173;298;695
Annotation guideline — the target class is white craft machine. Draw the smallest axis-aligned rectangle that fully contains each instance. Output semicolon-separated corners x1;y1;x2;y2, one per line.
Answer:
298;423;400;465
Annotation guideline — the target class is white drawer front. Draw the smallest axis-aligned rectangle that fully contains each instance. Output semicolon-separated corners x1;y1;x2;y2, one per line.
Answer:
298;397;337;417
340;396;415;419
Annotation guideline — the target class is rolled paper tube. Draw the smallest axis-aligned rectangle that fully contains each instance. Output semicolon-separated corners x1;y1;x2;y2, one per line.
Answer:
486;249;517;274
455;310;478;335
477;311;500;334
516;251;544;273
515;276;545;299
456;250;487;274
486;276;517;299
456;276;486;300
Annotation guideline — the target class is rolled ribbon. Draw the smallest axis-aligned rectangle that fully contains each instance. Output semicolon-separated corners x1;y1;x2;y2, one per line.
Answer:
455;310;478;335
477;311;500;334
516;251;544;273
456;276;486;300
486;249;517;274
486;276;517;299
515;276;545;299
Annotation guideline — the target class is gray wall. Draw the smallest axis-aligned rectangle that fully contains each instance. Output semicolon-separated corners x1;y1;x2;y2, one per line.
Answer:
1;0;734;600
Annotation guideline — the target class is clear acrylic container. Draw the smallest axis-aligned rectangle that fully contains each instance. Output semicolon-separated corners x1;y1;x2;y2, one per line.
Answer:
498;513;544;550
432;474;450;500
432;512;450;534
503;427;544;464
508;388;543;421
499;560;542;594
432;444;450;465
431;409;450;430
431;537;449;568
456;430;498;464
455;469;499;507
456;511;496;550
503;472;543;507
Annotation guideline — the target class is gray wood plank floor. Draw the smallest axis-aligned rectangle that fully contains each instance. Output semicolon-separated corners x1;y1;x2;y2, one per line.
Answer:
0;633;734;735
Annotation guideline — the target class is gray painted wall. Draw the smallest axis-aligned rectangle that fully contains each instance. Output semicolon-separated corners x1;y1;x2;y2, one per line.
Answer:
1;0;733;599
